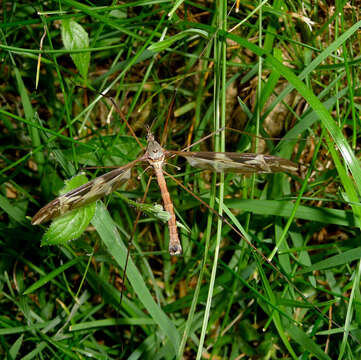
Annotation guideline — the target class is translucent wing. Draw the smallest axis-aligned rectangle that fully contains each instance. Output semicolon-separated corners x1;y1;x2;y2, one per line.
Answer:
32;163;136;225
170;151;300;175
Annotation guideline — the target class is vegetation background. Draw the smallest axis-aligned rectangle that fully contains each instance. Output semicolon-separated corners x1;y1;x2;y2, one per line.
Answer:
1;1;361;359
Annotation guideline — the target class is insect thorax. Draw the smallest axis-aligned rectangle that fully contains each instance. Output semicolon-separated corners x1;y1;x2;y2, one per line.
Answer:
146;140;165;162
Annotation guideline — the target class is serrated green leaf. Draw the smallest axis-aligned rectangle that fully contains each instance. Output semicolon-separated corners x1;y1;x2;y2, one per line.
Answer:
41;174;95;246
61;19;90;79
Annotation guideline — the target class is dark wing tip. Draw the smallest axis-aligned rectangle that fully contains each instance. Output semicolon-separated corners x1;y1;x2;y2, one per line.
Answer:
31;210;49;225
31;198;62;225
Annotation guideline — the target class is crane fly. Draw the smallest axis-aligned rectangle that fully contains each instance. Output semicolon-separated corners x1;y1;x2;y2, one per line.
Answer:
32;130;300;255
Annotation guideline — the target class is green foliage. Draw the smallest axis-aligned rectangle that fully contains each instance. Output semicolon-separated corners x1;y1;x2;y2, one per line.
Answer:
1;1;361;359
41;174;96;246
61;19;90;80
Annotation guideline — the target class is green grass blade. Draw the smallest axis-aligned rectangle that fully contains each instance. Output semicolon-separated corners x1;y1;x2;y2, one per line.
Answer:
91;202;181;354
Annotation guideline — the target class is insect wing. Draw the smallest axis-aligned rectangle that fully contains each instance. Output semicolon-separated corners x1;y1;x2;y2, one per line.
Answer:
175;151;299;175
32;165;133;225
